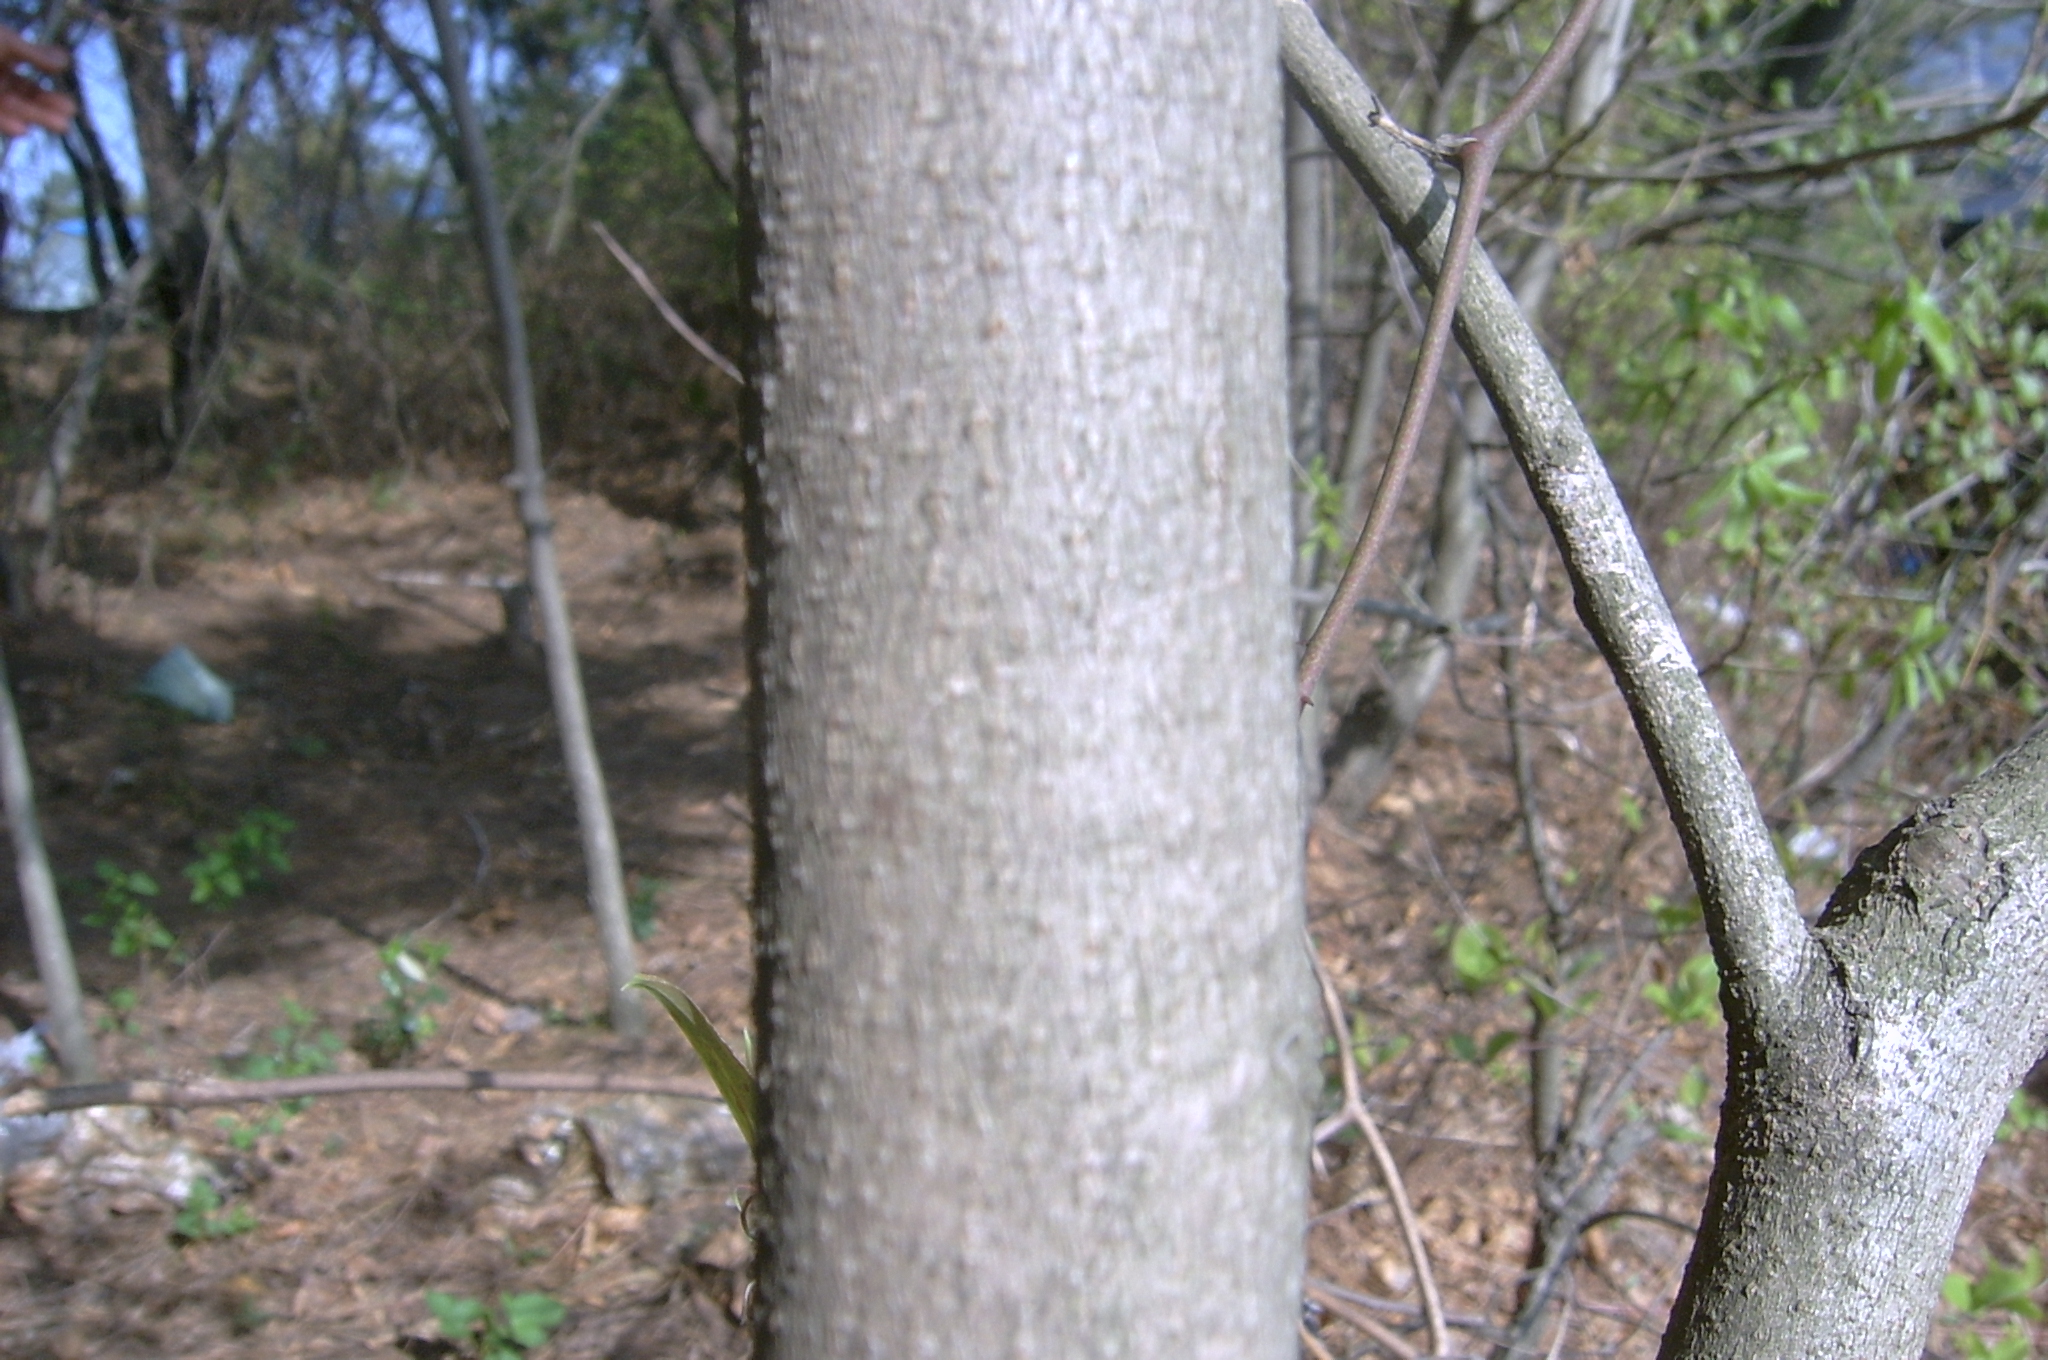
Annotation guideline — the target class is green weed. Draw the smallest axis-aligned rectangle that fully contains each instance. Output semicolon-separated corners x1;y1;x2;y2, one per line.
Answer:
352;936;450;1066
173;1179;257;1243
187;808;294;907
424;1290;566;1360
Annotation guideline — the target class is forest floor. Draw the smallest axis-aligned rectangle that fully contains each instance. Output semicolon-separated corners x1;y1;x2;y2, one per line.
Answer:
0;468;2043;1359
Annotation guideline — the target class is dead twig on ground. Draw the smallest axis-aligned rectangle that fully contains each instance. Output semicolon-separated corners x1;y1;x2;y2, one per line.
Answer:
1308;1281;1421;1360
2;1066;720;1117
1309;939;1450;1357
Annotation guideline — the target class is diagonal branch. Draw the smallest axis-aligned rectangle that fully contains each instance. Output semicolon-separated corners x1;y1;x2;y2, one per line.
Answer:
592;219;743;383
1279;0;1817;1028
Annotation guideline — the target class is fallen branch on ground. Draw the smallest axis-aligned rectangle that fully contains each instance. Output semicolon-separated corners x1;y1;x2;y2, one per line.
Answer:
2;1067;720;1118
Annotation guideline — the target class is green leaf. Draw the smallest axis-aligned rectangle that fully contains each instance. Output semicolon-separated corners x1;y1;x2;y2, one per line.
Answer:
1616;791;1645;833
1907;281;1963;380
1961;1322;2036;1360
1646;953;1721;1025
1677;1066;1709;1109
1973;1250;2045;1319
426;1290;485;1337
1448;921;1511;991
629;975;759;1157
500;1292;567;1347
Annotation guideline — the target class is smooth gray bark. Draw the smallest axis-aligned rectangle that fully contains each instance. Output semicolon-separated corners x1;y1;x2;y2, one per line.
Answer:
1665;731;2048;1359
741;3;1314;1355
1283;4;2048;1355
426;0;643;1038
0;640;95;1081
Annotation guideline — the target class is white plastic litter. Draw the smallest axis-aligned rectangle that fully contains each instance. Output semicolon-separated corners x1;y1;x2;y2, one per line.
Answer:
0;1029;65;1173
137;645;234;723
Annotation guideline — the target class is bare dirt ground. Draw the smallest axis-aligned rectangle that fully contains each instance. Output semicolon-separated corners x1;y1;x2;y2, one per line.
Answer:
1;476;754;1359
0;468;2042;1358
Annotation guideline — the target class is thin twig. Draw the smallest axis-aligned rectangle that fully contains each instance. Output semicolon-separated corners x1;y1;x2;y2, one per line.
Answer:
1307;1282;1424;1360
1517;87;2048;189
1307;1277;1498;1331
2;1067;721;1118
1298;0;1611;704
1300;1320;1343;1360
1308;939;1449;1357
590;219;743;383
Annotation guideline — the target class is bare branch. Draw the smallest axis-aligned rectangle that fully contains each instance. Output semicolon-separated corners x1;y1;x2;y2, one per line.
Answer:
3;1067;720;1118
1279;0;1817;1026
592;219;743;383
1297;0;1608;705
1519;88;2048;190
1309;940;1448;1357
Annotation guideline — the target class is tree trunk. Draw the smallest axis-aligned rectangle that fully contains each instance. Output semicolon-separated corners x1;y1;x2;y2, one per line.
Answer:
1662;730;2048;1359
739;2;1315;1354
0;638;95;1081
425;0;643;1039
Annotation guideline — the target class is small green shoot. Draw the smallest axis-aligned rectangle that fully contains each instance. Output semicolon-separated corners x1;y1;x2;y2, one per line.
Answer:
85;862;172;959
1446;1030;1518;1065
1296;455;1347;561
173;1179;256;1242
1448;921;1515;991
630;974;757;1156
100;986;141;1035
1347;1011;1409;1073
353;936;450;1066
1616;790;1646;833
1946;1250;2045;1320
425;1290;567;1360
1648;893;1703;936
217;1110;289;1151
187;808;294;907
232;997;341;1075
1960;1327;2033;1360
1658;1066;1715;1144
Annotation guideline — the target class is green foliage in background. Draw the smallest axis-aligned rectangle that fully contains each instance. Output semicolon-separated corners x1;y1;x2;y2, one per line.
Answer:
1944;1249;2043;1360
425;1290;567;1360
